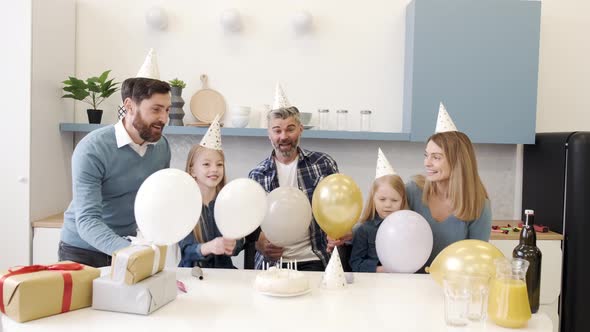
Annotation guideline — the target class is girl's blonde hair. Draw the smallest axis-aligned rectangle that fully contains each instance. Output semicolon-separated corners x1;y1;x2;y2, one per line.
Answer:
360;174;409;223
415;131;488;221
185;144;227;242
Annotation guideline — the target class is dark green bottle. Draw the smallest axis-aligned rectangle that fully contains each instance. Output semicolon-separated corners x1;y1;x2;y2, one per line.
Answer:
513;209;542;313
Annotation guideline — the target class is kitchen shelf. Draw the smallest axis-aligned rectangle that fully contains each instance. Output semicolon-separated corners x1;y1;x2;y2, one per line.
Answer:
59;123;411;141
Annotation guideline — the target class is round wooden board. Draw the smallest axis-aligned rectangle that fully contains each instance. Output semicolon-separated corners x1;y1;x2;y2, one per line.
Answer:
190;74;226;123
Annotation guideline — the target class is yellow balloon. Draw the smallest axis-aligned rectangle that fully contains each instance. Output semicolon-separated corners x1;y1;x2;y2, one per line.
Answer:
426;239;505;286
312;174;363;239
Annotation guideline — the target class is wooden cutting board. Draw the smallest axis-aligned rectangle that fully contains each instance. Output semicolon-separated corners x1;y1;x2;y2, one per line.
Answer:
185;121;224;127
190;74;226;123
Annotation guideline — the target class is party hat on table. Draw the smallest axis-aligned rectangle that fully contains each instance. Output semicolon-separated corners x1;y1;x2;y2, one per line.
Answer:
320;249;347;289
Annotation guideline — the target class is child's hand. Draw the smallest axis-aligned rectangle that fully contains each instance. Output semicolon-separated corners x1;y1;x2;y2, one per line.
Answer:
222;238;237;255
326;232;353;253
376;266;386;273
201;237;229;256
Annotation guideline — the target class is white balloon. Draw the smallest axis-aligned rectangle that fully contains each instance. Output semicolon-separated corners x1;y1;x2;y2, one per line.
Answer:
214;178;267;239
220;9;242;33
145;6;168;30
292;10;313;34
376;210;433;273
135;168;201;245
261;187;312;247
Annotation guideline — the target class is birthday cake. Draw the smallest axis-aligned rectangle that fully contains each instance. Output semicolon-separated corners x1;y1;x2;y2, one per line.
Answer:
254;266;310;295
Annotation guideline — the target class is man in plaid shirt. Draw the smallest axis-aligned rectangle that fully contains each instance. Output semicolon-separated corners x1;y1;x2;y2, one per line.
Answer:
248;106;339;271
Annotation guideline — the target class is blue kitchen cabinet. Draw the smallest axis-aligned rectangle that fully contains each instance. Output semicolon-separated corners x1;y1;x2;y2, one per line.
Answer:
403;0;542;143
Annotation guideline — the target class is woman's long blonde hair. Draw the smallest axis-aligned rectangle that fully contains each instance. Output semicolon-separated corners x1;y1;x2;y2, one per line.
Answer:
185;144;227;242
416;131;488;221
360;174;409;223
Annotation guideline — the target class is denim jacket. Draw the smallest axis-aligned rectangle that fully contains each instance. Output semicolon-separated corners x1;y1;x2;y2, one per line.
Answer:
178;199;244;269
350;216;383;272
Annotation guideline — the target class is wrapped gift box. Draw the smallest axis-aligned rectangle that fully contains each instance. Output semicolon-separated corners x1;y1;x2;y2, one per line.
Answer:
111;244;167;285
0;262;100;322
93;269;177;315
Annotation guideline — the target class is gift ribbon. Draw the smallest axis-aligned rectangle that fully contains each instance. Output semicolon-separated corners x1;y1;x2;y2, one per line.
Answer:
111;239;161;284
0;262;83;314
129;238;161;276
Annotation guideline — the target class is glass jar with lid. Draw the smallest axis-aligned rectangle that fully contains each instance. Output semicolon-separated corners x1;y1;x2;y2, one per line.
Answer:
336;109;348;131
360;110;372;131
318;109;330;130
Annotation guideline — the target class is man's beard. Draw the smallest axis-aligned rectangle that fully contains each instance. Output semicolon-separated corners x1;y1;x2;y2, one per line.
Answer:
272;137;300;158
133;111;165;142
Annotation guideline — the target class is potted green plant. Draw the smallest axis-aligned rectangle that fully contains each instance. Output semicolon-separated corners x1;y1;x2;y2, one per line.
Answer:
62;70;120;124
168;78;186;126
169;78;187;89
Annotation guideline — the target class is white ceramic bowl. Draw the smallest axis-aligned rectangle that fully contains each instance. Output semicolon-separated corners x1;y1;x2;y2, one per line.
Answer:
231;106;251;116
232;115;249;128
299;112;312;125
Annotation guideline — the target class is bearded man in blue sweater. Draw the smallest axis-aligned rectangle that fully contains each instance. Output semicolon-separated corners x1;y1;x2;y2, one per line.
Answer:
59;77;172;267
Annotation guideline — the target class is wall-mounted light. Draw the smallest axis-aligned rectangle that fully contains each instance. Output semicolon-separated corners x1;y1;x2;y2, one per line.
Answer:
145;6;168;31
291;10;313;34
220;9;243;33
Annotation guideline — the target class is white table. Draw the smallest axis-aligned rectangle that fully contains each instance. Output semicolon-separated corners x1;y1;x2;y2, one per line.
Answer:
1;269;553;332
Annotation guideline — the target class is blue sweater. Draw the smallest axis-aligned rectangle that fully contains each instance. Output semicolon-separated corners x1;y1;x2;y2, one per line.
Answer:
60;125;171;255
350;216;384;273
405;181;491;268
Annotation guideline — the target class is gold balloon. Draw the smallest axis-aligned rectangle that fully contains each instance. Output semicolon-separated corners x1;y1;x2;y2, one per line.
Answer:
426;239;505;286
312;174;363;239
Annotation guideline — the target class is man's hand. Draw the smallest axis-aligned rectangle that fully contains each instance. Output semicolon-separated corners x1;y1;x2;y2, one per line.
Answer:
222;238;237;255
326;232;353;253
201;237;235;256
255;232;283;260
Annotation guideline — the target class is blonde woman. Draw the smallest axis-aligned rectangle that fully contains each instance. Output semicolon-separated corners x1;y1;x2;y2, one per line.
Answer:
407;131;491;268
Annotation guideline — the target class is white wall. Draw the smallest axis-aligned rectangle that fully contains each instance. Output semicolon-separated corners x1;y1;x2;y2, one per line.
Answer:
0;0;32;269
0;0;75;269
30;0;75;221
536;0;590;132
75;0;411;132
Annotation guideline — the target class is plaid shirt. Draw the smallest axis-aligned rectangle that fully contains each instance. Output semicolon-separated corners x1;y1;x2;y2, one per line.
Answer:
248;148;339;270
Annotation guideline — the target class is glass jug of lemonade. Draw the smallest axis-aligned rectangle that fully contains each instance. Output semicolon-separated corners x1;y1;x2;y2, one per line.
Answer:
488;258;532;328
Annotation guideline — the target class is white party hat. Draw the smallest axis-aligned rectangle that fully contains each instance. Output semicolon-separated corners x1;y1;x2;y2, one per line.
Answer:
320;249;347;289
376;148;396;179
199;114;223;150
136;48;160;79
272;82;291;110
435;102;457;133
